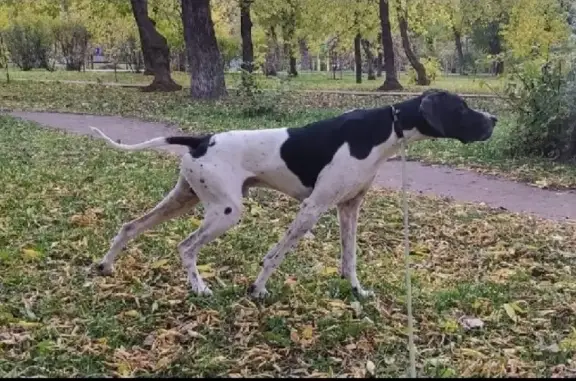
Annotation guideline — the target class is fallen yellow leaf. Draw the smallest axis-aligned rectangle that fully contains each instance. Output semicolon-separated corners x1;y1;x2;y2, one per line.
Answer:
15;321;41;329
301;325;314;340
503;303;518;323
197;264;212;272
151;259;169;269
320;266;339;276
327;300;347;309
155;356;173;370
189;217;202;228
123;310;140;318
200;271;216;279
460;348;487;359
22;248;42;260
115;361;131;377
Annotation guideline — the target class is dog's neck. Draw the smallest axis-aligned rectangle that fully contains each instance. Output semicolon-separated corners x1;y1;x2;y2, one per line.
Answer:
389;96;430;143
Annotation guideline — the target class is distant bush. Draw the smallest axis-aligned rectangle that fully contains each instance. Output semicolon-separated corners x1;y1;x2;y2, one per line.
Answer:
119;34;143;73
235;70;289;117
53;21;90;71
504;57;576;161
0;31;8;70
407;57;441;85
4;22;52;71
217;35;241;69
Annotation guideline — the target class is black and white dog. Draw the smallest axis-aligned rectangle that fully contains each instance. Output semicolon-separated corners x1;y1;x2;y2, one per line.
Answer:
91;89;497;298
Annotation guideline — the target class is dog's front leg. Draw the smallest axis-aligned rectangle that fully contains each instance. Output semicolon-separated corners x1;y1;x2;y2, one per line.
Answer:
337;190;374;298
248;200;329;298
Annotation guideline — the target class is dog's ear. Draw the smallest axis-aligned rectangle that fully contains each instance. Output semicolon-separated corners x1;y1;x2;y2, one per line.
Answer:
419;90;459;137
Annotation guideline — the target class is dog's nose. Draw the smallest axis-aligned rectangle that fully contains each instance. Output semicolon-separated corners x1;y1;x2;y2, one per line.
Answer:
490;115;498;124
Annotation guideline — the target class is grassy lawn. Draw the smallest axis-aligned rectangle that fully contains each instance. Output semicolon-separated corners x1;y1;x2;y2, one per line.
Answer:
5;67;504;94
2;115;576;377
2;81;575;189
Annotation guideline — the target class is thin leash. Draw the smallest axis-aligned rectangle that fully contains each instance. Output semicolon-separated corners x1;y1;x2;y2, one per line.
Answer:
391;105;417;378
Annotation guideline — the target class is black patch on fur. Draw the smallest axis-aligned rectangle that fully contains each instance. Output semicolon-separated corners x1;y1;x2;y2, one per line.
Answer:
279;91;494;188
224;207;232;215
279;106;399;188
247;284;256;295
166;135;214;158
200;179;205;184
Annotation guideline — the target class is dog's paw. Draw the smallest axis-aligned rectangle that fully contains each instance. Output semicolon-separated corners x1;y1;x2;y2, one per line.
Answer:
191;283;213;297
95;262;114;276
247;283;269;299
353;287;375;299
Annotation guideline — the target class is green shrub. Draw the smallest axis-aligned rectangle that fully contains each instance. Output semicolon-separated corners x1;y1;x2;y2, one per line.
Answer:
235;70;289;117
407;57;441;85
53;21;90;71
504;57;576;161
119;34;143;73
4;21;53;71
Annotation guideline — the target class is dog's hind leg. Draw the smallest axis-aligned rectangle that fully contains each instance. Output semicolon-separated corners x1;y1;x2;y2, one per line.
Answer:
177;167;245;296
96;176;198;275
177;198;243;296
337;189;374;298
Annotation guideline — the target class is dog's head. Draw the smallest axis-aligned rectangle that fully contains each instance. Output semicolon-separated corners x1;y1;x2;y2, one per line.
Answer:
417;89;497;143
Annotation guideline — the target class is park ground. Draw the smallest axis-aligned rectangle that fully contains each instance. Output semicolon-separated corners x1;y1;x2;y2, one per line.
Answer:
1;76;576;377
6;67;505;94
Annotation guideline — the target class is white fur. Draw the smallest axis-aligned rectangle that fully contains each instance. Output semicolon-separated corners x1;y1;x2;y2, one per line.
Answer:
90;126;169;151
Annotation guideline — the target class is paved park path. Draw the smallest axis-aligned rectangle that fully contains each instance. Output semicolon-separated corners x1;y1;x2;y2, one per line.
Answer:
9;110;576;222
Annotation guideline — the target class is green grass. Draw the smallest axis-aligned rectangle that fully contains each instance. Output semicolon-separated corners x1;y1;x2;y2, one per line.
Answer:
2;80;575;189
2;115;576;377
5;67;504;94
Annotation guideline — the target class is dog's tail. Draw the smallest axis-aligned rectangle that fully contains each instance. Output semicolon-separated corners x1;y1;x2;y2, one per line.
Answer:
90;126;207;151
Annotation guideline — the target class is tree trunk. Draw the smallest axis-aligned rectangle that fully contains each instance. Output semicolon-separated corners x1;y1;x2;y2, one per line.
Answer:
288;55;298;76
396;3;429;86
361;39;376;80
378;0;402;90
299;39;312;71
240;0;254;73
486;21;504;75
282;8;298;77
354;33;362;84
181;0;227;99
137;15;154;75
264;26;278;76
376;32;383;77
131;0;181;92
142;46;154;74
177;50;186;71
376;52;383;77
453;26;466;75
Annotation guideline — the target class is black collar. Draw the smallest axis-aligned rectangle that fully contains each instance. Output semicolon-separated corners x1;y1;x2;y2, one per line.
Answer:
390;105;403;139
